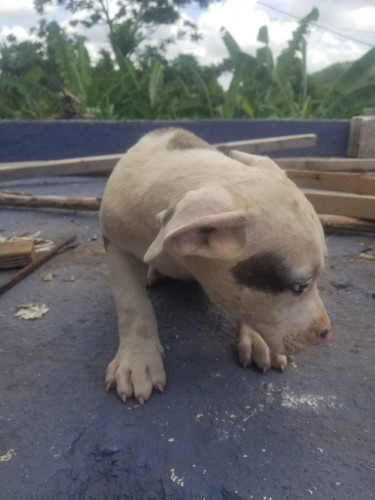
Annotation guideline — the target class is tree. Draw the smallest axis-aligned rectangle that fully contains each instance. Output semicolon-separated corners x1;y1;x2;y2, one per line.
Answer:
0;34;59;118
34;0;218;61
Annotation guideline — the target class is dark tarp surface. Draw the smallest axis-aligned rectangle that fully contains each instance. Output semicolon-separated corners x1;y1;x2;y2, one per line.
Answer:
0;176;374;500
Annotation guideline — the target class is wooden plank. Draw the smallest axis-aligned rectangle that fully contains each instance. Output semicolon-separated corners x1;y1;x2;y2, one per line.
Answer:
0;154;121;181
287;170;375;195
216;134;316;155
304;191;375;220
0;134;316;182
275;157;375;172
347;116;375;158
347;116;362;158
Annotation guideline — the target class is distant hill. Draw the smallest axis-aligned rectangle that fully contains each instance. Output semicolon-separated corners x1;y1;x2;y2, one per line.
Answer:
312;60;375;89
311;62;352;86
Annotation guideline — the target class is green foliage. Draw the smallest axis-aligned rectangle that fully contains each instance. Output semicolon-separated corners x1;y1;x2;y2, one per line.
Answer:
316;48;375;117
1;5;375;120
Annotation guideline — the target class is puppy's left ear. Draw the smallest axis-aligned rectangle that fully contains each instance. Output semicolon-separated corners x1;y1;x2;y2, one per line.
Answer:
168;210;250;260
144;187;252;263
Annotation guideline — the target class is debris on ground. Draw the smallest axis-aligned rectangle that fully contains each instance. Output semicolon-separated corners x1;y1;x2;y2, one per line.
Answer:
0;231;54;253
14;302;50;320
359;245;375;260
42;272;55;282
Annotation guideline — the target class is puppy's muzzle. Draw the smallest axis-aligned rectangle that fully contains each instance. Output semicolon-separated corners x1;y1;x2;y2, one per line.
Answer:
316;327;333;344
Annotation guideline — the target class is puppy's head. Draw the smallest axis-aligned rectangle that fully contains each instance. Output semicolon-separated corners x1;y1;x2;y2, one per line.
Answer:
144;157;332;355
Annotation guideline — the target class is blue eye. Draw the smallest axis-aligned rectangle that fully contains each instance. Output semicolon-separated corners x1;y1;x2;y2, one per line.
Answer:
291;282;309;295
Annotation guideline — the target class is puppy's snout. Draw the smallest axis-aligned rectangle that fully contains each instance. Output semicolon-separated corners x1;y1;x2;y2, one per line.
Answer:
317;327;333;344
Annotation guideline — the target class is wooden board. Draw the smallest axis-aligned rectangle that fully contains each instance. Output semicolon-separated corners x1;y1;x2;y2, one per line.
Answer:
0;154;121;181
318;215;375;233
275;157;375;172
0;240;35;269
287;170;375;195
304;191;375;220
347;116;375;158
216;134;316;155
0;134;318;182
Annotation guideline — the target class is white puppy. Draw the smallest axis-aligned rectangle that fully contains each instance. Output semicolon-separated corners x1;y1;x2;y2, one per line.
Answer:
100;128;332;404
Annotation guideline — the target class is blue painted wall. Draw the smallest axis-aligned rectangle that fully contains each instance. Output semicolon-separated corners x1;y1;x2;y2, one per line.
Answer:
0;119;350;161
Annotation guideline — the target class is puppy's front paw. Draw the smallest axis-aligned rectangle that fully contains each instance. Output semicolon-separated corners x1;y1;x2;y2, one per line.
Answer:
105;339;166;404
238;324;287;373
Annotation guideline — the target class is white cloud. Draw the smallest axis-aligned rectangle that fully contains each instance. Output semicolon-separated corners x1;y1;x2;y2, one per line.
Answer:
0;0;374;73
0;25;31;42
1;0;34;11
0;1;66;43
186;0;374;72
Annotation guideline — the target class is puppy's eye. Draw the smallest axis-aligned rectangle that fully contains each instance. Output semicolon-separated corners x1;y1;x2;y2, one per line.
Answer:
290;282;309;295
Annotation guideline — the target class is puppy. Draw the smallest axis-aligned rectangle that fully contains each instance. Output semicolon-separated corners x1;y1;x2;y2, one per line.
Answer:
100;128;332;404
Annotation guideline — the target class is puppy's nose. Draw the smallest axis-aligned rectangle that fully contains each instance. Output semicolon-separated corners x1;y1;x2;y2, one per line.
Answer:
317;328;333;343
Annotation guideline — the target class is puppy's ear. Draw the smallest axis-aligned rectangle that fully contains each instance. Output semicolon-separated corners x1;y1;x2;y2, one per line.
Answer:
230;150;284;176
144;186;251;263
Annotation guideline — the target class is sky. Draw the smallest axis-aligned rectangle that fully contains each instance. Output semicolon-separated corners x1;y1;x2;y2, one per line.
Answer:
0;0;374;73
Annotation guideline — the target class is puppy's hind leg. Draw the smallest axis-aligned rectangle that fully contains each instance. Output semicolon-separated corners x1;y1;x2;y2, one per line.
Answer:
238;323;287;373
105;243;166;404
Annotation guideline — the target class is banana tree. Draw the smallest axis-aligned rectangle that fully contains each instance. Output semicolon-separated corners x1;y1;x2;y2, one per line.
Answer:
316;47;375;117
219;7;319;118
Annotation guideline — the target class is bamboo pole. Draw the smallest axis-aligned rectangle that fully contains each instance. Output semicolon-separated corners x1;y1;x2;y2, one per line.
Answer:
0;192;101;211
1;191;375;234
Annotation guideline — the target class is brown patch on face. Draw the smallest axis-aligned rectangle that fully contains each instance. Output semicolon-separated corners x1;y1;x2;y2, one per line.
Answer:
167;129;215;151
232;251;301;294
137;325;151;339
150;127;178;136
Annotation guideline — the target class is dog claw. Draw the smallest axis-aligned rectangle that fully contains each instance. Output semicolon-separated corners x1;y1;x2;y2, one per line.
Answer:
121;393;127;403
105;382;112;392
155;383;164;392
138;396;145;406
